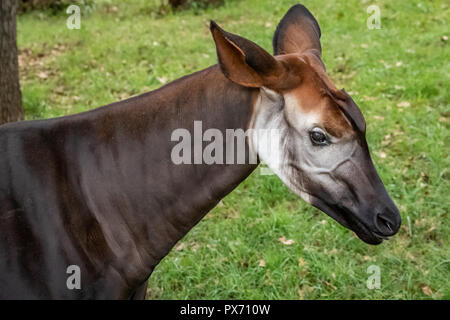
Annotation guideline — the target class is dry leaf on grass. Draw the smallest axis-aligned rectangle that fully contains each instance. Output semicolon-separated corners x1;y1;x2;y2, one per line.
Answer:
298;257;308;267
175;242;185;251
421;285;433;297
298;285;314;299
278;236;295;245
397;101;411;108
38;71;48;79
157;76;168;84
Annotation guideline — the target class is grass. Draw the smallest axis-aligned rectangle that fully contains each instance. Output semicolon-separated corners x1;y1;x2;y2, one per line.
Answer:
17;0;449;299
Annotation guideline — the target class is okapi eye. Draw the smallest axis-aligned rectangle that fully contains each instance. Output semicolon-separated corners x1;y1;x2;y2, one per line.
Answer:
310;129;329;146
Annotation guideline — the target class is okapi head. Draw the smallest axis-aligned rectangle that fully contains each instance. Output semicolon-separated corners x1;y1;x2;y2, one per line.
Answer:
210;4;401;244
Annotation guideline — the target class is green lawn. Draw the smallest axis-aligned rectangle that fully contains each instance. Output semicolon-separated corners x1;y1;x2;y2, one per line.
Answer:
17;0;449;299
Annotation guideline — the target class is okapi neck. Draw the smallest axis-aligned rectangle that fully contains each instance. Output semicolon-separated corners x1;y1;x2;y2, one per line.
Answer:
80;65;259;283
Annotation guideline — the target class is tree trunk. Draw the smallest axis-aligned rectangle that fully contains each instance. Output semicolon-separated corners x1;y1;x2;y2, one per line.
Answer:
0;0;23;125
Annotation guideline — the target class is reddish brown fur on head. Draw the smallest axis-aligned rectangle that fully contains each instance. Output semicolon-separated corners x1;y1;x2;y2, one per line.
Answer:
210;18;356;139
275;54;354;138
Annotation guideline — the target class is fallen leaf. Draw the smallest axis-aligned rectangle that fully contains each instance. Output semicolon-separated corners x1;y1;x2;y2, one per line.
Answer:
421;285;433;297
38;71;48;79
298;285;314;299
397;101;411;108
381;134;392;146
175;242;185;251
258;259;266;267
298;257;308;267
157;76;168;84
278;236;295;245
405;252;415;260
325;281;337;290
329;248;338;255
109;6;118;13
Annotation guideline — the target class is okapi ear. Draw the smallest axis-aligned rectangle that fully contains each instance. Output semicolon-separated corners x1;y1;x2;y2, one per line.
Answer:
273;4;322;57
210;21;285;88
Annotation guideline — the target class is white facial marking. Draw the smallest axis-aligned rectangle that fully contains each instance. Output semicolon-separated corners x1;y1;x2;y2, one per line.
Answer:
249;87;288;176
250;89;357;204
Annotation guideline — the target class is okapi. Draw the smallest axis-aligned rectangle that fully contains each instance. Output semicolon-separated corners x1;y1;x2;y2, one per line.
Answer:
0;4;400;299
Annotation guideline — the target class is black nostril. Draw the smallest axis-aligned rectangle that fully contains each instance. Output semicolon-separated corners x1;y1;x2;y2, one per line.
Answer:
386;221;392;232
375;214;395;235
